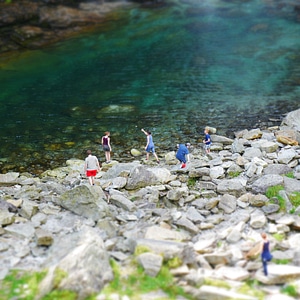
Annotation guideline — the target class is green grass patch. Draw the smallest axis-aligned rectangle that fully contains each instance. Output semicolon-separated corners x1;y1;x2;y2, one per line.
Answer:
237;279;265;300
266;185;286;211
228;171;241;178
0;269;79;300
187;177;197;187
134;245;151;256
266;185;284;198
166;257;182;269
281;284;298;297
0;269;46;300
204;278;231;289
272;232;285;242
100;259;193;300
290;192;300;208
274;259;291;265
284;172;294;179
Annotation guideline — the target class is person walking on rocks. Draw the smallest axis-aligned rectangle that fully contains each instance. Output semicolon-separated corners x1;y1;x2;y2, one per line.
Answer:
84;150;101;186
141;128;160;163
101;131;112;163
260;232;273;276
176;143;190;168
203;127;211;154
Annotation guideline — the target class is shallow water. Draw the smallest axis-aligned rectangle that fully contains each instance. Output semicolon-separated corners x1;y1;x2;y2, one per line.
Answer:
0;0;300;173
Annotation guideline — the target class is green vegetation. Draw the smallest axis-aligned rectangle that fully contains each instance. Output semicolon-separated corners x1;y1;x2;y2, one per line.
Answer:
166;257;182;269
187;177;197;187
237;279;265;300
272;232;285;242
266;185;286;211
266;185;284;198
290;192;300;208
0;269;45;300
284;172;295;179
99;259;193;300
266;186;300;214
134;245;151;256
5;0;12;3
0;269;80;300
204;278;231;289
228;171;241;178
281;284;298;297
274;259;291;265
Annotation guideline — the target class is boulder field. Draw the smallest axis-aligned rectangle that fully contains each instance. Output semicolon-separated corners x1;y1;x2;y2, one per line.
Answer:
0;109;300;299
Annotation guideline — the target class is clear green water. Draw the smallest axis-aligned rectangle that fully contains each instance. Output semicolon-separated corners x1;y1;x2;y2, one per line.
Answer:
1;0;300;173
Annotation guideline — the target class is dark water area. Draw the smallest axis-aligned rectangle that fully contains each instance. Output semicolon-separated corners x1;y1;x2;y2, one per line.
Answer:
0;0;300;174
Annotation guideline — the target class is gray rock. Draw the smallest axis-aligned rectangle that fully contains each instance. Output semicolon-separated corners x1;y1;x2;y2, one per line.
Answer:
243;147;263;160
218;194;236;214
278;148;297;164
0;172;19;186
217;179;246;197
35;228;53;246
137;252;163;277
38;227;113;299
252;174;284;194
110;193;136;212
263;164;293;175
283;177;300;193
56;185;109;221
126;166;160;190
5;222;35;239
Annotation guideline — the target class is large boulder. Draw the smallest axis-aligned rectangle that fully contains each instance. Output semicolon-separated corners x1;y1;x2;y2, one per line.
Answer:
56;185;109;221
252;174;284;194
38;227;113;299
281;109;300;132
126;165;161;190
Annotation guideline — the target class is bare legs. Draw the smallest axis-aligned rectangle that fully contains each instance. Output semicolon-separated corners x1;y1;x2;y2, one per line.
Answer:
88;176;95;186
105;151;111;163
146;152;159;163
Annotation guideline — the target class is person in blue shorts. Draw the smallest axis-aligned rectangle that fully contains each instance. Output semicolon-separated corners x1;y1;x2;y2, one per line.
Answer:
203;127;211;154
176;143;190;168
141;128;160;163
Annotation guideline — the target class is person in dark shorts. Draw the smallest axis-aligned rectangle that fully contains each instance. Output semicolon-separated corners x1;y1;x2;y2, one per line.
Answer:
84;150;101;185
260;232;273;276
101;131;112;163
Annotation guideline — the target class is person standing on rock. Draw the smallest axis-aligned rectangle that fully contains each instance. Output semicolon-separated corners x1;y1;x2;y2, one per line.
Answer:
84;150;101;186
141;128;160;163
203;127;211;154
101;131;112;163
260;232;273;276
176;143;190;168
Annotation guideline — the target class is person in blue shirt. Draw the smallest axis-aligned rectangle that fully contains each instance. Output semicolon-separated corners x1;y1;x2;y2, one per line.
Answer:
203;128;211;154
141;128;160;163
176;143;190;168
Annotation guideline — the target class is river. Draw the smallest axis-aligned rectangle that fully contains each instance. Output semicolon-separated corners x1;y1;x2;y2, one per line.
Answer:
0;0;300;173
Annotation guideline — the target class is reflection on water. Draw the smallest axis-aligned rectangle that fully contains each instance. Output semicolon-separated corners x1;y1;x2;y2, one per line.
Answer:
0;0;300;173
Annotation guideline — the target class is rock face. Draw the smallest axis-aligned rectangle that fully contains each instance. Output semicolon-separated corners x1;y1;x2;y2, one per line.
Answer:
0;0;132;53
0;109;300;299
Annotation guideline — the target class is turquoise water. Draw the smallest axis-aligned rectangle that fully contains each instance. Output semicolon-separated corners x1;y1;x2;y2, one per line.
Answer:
1;0;300;173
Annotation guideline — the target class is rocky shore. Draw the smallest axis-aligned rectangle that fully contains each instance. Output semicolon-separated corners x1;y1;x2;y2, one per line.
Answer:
0;109;300;299
0;0;167;55
0;0;136;54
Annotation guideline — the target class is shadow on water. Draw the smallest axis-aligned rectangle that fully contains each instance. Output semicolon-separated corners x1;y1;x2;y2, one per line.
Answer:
0;0;300;173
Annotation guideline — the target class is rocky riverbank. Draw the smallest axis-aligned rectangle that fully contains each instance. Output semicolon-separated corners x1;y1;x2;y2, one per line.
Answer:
0;0;166;55
0;108;300;299
0;0;136;54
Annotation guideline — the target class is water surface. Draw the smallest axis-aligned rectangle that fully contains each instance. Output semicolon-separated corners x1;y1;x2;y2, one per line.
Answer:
1;0;300;173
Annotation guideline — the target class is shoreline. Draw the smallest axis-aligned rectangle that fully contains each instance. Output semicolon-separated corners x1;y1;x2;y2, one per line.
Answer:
0;109;299;299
